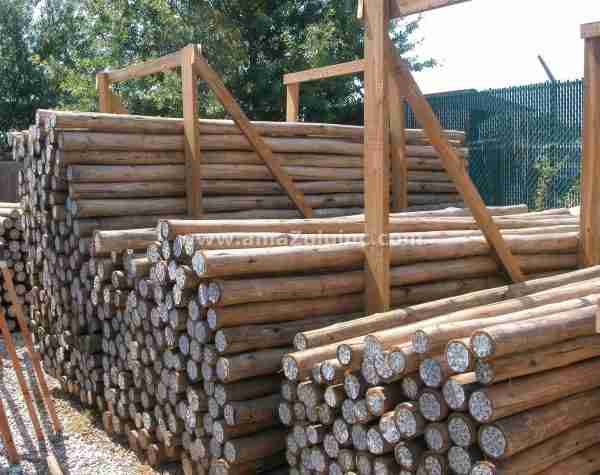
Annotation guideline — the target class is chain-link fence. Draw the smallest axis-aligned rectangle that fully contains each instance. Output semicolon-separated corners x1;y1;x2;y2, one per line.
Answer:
405;80;583;209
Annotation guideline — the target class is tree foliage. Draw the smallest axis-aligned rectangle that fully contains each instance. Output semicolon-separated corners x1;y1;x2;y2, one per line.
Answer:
0;0;51;144
0;0;435;142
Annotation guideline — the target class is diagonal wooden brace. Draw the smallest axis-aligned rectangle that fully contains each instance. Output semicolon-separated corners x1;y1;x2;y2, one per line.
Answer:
192;52;314;218
385;39;525;283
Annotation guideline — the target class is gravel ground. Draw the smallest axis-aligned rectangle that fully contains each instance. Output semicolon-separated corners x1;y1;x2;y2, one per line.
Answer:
0;334;180;475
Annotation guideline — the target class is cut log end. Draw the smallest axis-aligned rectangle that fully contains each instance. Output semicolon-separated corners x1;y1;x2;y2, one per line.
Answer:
446;340;472;373
293;333;307;351
419;358;445;388
478;424;506;459
337;344;353;366
191;252;206;276
421;452;447;475
447;414;477;448
474;360;494;385
419;390;448;422
394;403;422;439
471;332;494;359
413;330;430;354
470;461;497;475
442;379;467;411
469;390;493;423
387;349;407;376
282;355;299;381
447;446;476;475
424;423;449;453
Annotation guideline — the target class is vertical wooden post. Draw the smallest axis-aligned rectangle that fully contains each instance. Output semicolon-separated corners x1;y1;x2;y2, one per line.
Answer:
182;44;204;218
286;83;300;122
363;0;391;312
96;72;112;113
389;74;409;211
580;24;600;267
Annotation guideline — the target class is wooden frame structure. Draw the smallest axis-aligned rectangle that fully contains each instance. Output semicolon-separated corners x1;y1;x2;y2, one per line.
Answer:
95;0;528;312
358;0;524;311
283;59;365;122
97;47;313;219
580;21;600;267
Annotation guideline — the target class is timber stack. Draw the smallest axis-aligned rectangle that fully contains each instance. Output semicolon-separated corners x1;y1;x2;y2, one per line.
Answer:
7;108;589;475
127;209;576;474
0;201;30;331
6;108;471;394
281;265;600;475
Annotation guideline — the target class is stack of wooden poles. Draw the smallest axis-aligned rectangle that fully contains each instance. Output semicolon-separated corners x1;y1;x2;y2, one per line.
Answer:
137;209;575;474
281;263;600;475
0;202;30;331
41;110;468;218
6;109;470;396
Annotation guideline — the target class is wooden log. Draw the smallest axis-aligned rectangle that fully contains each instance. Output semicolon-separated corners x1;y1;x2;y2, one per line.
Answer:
67;164;185;183
476;333;600;385
295;266;600;351
192;234;577;278
56;130;467;157
75;215;184;237
214;314;352;355
470;304;598;361
69;181;186;199
223;428;287;464
70;198;187;218
468;357;600;424
93;228;158;255
223;394;281;425
208;293;363;331
413;290;600;357
216;347;292;383
477;388;600;460
543;444;600;475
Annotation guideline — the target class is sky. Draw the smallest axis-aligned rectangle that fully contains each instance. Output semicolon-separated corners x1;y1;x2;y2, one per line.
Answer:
410;0;599;94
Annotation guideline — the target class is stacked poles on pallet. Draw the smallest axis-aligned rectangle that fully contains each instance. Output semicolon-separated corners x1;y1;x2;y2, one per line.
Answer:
0;202;31;332
280;265;600;475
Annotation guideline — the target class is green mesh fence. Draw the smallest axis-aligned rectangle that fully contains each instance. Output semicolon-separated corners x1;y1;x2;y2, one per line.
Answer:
405;81;583;209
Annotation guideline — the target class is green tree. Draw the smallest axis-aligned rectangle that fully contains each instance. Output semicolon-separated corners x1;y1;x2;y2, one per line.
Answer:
28;0;434;126
0;0;51;144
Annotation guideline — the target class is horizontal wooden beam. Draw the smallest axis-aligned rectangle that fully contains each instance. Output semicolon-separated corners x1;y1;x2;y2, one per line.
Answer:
582;22;600;39
389;0;469;18
106;50;183;83
283;60;365;85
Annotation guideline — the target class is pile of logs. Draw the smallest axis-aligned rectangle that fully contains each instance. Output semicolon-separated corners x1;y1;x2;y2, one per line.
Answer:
8;108;590;475
281;264;600;475
0;202;30;331
22;110;469;220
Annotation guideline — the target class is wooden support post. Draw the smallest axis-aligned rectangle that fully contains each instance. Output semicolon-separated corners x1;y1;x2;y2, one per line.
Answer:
181;44;204;218
96;72;112;114
389;71;409;211
580;23;600;267
0;392;19;465
286;84;300;122
363;0;391;312
0;262;61;433
193;51;314;218
0;308;44;441
386;41;525;283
